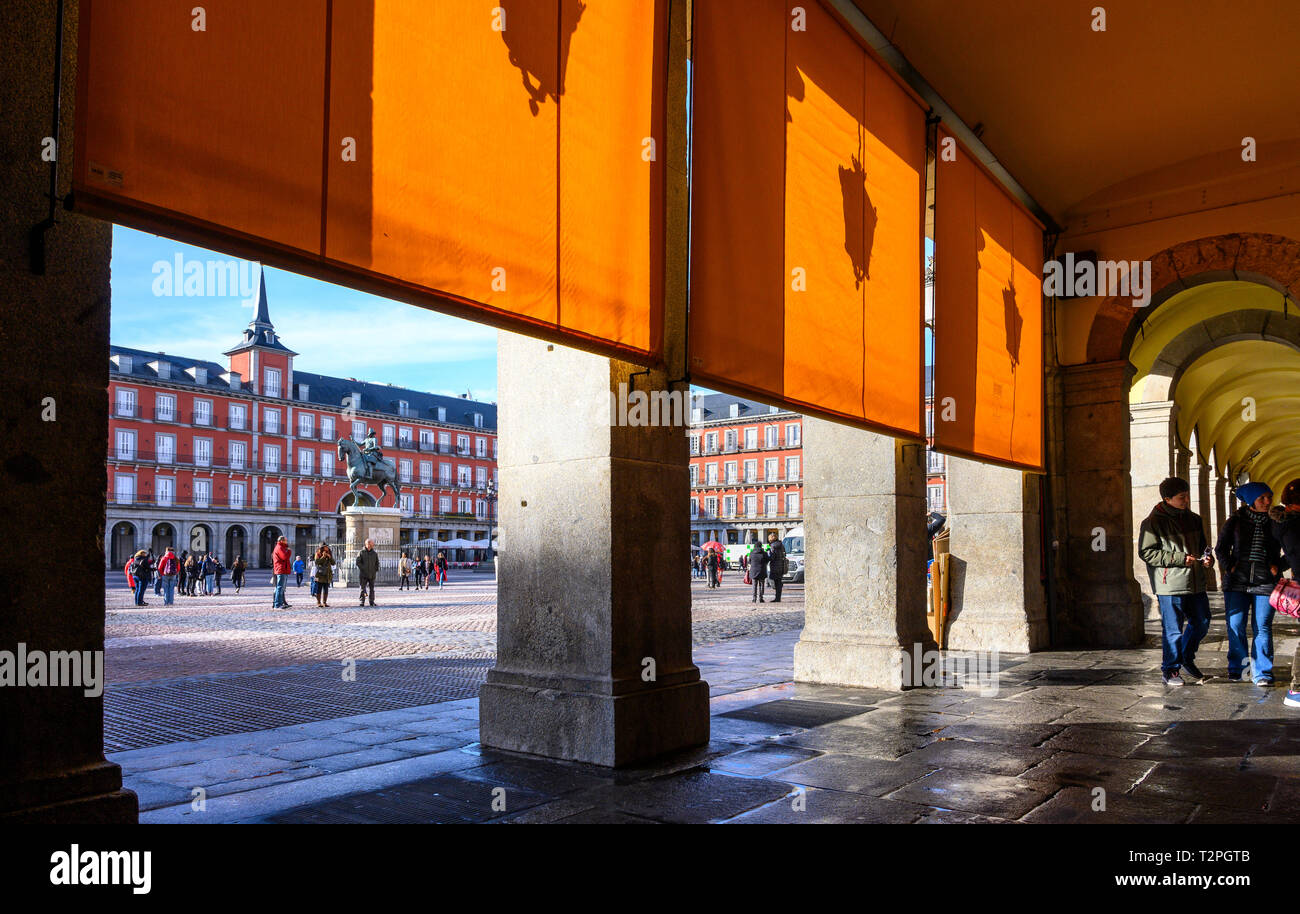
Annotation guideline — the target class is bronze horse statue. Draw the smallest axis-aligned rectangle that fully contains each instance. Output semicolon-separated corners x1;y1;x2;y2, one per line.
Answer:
336;437;402;508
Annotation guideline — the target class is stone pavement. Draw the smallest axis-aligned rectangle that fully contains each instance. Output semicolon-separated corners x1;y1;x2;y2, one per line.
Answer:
112;603;1300;824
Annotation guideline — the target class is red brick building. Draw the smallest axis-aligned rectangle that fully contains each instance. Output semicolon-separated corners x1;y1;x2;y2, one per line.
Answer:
106;275;497;568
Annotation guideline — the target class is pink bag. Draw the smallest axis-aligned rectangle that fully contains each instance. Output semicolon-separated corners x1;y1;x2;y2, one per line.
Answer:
1270;579;1300;618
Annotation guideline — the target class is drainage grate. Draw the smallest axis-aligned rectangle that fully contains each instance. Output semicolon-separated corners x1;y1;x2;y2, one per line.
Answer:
720;698;869;729
105;655;494;751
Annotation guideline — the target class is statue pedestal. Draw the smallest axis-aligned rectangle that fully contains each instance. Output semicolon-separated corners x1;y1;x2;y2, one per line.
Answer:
340;506;402;586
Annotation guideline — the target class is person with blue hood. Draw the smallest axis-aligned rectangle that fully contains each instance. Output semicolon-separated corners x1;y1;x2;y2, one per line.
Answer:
1215;481;1285;685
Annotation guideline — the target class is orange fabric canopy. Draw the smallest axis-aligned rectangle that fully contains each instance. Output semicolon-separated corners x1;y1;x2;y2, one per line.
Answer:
932;127;1044;470
74;0;665;363
689;0;926;438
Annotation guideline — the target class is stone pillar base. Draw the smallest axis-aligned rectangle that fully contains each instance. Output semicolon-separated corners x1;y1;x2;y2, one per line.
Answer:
794;637;918;690
480;677;710;767
0;761;138;824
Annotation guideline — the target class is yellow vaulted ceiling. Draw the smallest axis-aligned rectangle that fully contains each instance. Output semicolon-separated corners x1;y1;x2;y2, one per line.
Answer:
1173;340;1300;490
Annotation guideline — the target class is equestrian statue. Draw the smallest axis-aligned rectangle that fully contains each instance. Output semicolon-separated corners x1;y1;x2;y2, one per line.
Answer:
336;429;402;508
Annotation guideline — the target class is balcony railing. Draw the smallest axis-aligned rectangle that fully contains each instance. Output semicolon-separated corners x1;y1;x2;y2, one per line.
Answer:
691;472;799;489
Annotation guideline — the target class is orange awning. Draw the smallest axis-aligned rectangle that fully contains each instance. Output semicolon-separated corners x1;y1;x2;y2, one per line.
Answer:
73;0;665;363
689;0;926;437
932;127;1044;470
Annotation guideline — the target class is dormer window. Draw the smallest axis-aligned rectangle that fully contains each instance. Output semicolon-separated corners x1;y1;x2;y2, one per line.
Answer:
298;383;310;401
149;359;171;380
187;365;207;384
473;412;483;428
112;354;133;373
691;407;702;423
729;404;739;418
437;406;447;422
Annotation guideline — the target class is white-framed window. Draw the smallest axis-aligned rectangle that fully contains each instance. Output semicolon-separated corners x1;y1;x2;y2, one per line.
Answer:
155;433;175;465
193;399;212;426
439;495;451;513
476;467;487;489
352;420;366;440
156;476;175;507
765;494;778;516
300;487;315;513
927;409;935;436
723;495;736;517
399;459;413;483
398;399;410;416
263;444;280;473
400;493;414;516
420;461;432;484
420;494;433;516
229;441;247;470
457;434;469;455
724;461;737;484
690;498;699;518
228;403;246;430
298;449;314;475
263;367;281;398
705;432;718;454
115;473;135;504
320;416;335;440
263;484;279;510
476;437;487;457
765;425;778;448
115;429;136;461
458;497;472;514
263;408;280;434
194;479;211;509
419;429;434;449
705;496;718;517
705;463;718;485
928;485;945;511
744;459;757;483
155;393;176;422
439;463;452;485
194;437;212;468
476;499;486;518
437;407;447;422
298;413;314;438
928;449;945;473
725;429;737;451
399;427;412;447
786;423;801;446
689;435;699;455
383;424;395;447
744;494;756;516
765;458;778;481
786;456;800;481
745;427;757;449
786;492;800;516
320;450;333;477
438;431;451;451
473;413;484;428
229;482;245;509
493;439;498;459
689;465;698;485
458;465;472;487
114;387;137;417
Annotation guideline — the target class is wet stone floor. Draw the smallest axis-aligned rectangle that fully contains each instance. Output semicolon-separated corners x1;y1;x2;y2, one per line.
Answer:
122;610;1300;824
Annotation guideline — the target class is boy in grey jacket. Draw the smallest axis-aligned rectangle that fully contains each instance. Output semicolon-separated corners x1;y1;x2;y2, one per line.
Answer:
1138;477;1213;686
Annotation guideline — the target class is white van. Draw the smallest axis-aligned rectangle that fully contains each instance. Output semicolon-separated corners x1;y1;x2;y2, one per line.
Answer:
781;526;805;583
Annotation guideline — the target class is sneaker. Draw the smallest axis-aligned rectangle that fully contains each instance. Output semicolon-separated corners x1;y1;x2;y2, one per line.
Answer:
1285;690;1300;708
1181;660;1204;683
1227;671;1243;682
1163;672;1185;687
1255;678;1274;687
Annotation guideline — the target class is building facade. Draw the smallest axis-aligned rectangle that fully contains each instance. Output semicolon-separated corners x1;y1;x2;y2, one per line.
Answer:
106;276;498;569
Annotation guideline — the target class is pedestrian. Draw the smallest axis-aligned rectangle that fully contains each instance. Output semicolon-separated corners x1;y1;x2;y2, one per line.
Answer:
767;532;786;603
1270;479;1300;708
293;555;305;587
1216;482;1284;686
1138;477;1213;687
436;552;448;588
399;552;412;590
272;535;293;609
231;555;246;593
184;554;198;595
212;555;224;595
157;545;179;605
356;537;379;606
129;550;152;605
153;550;164;595
706;547;720;588
748;536;768;603
177;549;189;596
308;556;318;600
202;552;216;595
314;543;335;607
413;554;425;589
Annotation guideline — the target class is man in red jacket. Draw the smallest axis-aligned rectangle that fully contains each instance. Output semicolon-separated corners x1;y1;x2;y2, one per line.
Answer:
157;546;180;605
272;535;293;608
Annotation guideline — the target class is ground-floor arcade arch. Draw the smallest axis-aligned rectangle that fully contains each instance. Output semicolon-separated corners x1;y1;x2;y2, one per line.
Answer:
110;521;137;569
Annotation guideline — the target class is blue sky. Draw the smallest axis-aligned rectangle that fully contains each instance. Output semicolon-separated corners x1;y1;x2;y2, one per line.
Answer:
110;225;501;401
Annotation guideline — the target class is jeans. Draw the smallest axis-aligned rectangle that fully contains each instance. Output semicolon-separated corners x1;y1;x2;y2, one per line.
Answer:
272;573;288;607
162;575;176;605
296;572;304;586
133;578;148;605
359;578;375;605
752;574;766;600
1225;590;1274;680
1156;592;1210;673
205;573;216;594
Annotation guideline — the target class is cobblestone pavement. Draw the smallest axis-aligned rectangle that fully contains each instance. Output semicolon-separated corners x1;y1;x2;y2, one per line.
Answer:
105;572;803;683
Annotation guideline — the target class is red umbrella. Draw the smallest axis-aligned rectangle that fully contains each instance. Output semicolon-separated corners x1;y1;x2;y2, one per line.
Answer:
702;541;725;552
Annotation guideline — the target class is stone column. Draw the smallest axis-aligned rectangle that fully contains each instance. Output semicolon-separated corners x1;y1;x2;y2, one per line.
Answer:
1058;361;1144;647
0;0;136;822
793;422;934;689
1129;400;1176;619
478;334;708;766
945;458;1048;652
